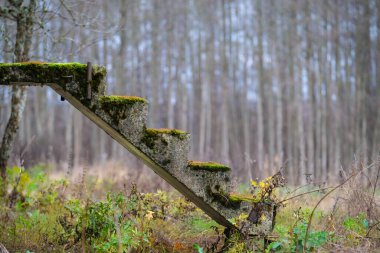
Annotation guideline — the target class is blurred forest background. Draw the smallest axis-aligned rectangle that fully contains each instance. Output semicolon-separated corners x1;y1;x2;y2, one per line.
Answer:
0;0;379;186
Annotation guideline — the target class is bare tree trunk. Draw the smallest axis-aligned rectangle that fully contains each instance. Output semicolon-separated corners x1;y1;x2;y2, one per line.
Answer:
166;10;174;130
274;1;284;169
305;1;315;179
0;0;36;178
205;19;214;159
199;33;208;159
242;21;251;176
296;44;306;184
333;1;342;178
372;0;380;160
255;0;265;176
150;0;160;127
176;2;188;133
221;0;230;164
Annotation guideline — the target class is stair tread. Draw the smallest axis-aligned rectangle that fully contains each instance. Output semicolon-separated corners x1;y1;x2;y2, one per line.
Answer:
145;128;188;136
188;160;231;172
0;62;106;87
99;95;148;105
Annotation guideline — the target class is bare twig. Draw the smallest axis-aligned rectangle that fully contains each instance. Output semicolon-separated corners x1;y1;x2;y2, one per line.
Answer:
303;163;374;252
366;220;380;238
284;179;328;196
277;186;334;204
368;158;380;219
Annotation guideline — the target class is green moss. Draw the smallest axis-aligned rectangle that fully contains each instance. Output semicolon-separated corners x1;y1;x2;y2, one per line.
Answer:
141;128;188;149
146;128;187;137
0;62;107;103
188;161;231;172
99;95;147;107
207;188;263;208
98;95;148;126
228;193;260;204
0;62;87;82
206;188;240;208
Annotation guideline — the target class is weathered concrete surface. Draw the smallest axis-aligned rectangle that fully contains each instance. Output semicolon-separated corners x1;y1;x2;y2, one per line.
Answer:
137;128;190;173
184;162;232;210
96;95;149;146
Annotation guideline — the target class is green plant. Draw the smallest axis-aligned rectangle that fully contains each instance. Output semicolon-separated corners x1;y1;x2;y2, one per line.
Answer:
343;212;368;237
193;243;204;253
267;221;328;252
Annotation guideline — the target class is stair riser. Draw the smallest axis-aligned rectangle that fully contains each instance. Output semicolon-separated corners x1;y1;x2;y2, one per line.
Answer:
95;103;148;145
137;133;190;175
184;170;231;203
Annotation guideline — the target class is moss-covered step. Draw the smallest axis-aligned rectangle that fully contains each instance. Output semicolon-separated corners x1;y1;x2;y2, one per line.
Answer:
137;128;190;174
95;95;148;145
188;161;231;172
0;62;107;105
211;192;276;236
183;160;232;211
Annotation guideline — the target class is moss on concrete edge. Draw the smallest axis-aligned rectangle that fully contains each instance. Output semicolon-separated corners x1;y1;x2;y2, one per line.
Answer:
141;128;189;149
145;128;188;139
99;95;148;106
228;193;260;204
0;62;107;99
0;62;86;68
0;62;88;81
188;161;231;172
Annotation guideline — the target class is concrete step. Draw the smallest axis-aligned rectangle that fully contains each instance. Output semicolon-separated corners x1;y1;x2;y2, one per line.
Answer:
136;128;190;173
185;160;232;204
0;62;107;104
96;95;148;145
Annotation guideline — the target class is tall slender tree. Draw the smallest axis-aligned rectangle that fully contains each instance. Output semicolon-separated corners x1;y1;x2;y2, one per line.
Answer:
0;0;36;178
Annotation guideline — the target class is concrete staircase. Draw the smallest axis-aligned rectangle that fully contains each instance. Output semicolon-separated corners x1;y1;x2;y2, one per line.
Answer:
0;62;275;235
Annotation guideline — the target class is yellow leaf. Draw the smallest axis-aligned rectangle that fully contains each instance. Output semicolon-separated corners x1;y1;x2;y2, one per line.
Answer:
145;211;154;220
251;180;258;187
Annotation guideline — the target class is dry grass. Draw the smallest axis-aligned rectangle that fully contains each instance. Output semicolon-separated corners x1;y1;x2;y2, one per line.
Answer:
50;160;173;199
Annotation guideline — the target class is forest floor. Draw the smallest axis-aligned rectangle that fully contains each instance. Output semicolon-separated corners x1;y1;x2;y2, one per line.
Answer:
0;164;380;253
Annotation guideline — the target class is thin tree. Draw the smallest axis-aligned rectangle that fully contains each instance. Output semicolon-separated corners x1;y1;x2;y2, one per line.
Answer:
0;0;36;179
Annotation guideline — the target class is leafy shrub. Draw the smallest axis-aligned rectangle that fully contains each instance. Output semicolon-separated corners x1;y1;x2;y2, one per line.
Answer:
267;220;329;252
343;212;368;237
